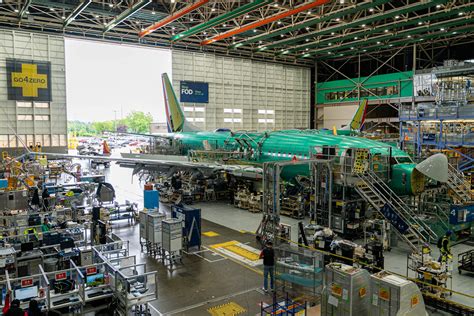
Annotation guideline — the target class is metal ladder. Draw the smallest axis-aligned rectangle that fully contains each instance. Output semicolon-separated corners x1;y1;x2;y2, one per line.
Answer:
447;163;472;203
355;171;438;251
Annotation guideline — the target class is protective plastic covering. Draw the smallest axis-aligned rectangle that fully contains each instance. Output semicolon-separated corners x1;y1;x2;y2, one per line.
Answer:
369;271;428;316
415;153;448;183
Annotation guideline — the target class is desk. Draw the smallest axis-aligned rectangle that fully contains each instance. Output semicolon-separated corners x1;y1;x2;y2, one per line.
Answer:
17;249;43;277
85;285;114;303
49;288;82;310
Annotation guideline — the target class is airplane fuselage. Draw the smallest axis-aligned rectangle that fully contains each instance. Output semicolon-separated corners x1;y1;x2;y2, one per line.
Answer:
161;129;423;195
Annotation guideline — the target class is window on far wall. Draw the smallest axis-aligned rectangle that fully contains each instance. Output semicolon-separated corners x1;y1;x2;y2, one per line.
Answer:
17;101;32;108
224;118;242;123
34;102;50;108
184;106;205;112
187;117;205;122
18;115;33;121
35;115;50;121
224;108;242;113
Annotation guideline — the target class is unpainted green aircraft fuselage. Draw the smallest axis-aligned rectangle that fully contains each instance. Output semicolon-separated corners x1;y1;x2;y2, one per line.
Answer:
162;129;423;196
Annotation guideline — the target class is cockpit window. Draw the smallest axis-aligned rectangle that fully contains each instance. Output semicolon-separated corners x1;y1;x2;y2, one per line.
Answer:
395;156;413;164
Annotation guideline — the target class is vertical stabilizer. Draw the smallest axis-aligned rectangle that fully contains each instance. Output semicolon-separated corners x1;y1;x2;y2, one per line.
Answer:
162;73;185;132
349;98;368;131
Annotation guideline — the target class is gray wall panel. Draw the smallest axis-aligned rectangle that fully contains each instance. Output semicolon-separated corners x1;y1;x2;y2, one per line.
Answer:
172;51;310;131
0;30;67;151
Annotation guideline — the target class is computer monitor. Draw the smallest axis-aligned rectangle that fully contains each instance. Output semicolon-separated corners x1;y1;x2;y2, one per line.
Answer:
15;286;38;301
86;273;105;287
60;238;75;250
53;280;74;294
21;242;34;252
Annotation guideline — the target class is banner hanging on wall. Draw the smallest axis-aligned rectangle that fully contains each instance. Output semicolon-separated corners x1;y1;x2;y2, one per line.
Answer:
180;81;209;103
6;58;52;101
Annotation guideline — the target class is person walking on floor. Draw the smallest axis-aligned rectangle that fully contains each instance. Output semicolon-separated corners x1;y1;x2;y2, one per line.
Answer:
438;230;453;263
260;241;275;293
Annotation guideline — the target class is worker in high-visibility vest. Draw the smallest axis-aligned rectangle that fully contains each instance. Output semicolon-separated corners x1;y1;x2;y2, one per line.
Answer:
24;227;39;242
437;230;453;262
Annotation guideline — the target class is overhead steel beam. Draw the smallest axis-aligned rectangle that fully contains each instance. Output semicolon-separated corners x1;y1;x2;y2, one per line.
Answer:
261;0;447;51
303;17;474;58
171;0;273;42
201;0;330;45
139;0;210;38
334;27;473;60
105;0;151;33
19;0;32;18
230;0;391;49
284;3;473;55
63;0;92;28
318;27;474;62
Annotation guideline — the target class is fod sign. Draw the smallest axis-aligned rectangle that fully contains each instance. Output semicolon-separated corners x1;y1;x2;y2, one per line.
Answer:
180;81;209;103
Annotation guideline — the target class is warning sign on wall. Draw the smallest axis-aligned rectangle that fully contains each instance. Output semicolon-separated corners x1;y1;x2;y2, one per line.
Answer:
6;58;52;101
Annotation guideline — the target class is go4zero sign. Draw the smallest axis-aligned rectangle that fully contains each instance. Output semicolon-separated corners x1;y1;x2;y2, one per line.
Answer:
180;81;209;103
6;58;52;101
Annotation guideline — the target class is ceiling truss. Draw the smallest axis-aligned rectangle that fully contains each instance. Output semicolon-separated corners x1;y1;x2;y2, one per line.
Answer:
0;0;472;66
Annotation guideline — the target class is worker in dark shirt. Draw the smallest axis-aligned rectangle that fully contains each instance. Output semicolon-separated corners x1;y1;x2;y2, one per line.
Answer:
259;241;275;293
5;299;24;316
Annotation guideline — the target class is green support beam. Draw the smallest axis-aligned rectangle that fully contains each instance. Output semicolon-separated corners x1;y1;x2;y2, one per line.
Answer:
282;3;474;56
230;0;390;49
170;0;273;42
104;0;151;32
300;17;474;59
259;0;447;52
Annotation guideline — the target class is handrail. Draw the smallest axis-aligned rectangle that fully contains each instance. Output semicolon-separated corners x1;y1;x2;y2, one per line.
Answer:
358;175;421;239
448;163;471;194
358;171;437;242
364;170;436;238
365;171;437;240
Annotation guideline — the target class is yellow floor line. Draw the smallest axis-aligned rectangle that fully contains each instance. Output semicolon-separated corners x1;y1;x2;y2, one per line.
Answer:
203;231;220;237
206;246;263;276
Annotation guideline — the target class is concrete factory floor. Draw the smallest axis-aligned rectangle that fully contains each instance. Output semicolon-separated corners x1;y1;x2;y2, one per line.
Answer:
112;218;267;315
100;161;474;314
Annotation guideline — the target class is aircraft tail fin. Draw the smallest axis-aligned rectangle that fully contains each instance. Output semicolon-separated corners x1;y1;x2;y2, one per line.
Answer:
349;98;368;131
162;73;198;133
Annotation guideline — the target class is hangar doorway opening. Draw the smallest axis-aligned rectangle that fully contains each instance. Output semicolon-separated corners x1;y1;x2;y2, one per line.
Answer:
65;38;172;134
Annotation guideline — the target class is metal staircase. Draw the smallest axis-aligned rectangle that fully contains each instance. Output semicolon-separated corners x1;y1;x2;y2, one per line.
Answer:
447;163;472;203
458;148;474;172
355;171;438;251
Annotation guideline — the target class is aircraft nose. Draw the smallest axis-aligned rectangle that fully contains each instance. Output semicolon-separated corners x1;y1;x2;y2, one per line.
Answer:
415;153;448;183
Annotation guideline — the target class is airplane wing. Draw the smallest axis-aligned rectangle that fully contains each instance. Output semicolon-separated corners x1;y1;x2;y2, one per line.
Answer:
29;152;262;180
110;131;171;140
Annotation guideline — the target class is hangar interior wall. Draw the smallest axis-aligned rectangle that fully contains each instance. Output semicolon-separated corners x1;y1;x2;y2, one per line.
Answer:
0;30;67;153
322;105;358;129
172;51;311;131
